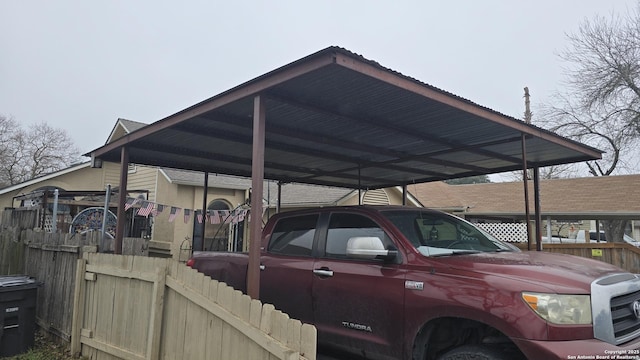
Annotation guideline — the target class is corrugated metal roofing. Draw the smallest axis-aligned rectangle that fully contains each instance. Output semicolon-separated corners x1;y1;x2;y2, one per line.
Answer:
88;46;602;190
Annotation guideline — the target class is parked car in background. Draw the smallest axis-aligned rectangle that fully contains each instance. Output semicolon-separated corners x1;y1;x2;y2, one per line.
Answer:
542;230;640;247
578;230;640;247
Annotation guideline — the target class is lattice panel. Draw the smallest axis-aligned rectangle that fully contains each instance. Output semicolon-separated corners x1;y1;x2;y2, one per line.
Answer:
475;223;528;243
43;214;73;233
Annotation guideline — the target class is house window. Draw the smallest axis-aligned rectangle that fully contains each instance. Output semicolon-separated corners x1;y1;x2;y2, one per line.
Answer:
205;199;233;251
208;200;231;211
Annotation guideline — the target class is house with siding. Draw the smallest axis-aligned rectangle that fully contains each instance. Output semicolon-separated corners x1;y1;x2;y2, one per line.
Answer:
0;119;418;259
410;177;640;241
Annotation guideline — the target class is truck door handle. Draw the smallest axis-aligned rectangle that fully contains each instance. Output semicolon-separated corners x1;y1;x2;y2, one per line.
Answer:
260;265;265;271
313;268;334;277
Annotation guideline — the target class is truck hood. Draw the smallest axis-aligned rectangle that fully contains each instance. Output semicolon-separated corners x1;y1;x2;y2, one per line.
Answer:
439;251;625;293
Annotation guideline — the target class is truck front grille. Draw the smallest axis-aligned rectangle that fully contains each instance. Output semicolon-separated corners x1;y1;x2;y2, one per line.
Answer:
592;273;640;345
611;290;640;339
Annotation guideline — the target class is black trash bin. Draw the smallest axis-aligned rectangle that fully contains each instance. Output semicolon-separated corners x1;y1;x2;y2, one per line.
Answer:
0;275;40;357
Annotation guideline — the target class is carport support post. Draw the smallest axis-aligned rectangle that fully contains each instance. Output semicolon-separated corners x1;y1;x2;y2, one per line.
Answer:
402;184;407;206
115;146;129;255
200;172;208;251
533;167;543;251
247;95;266;299
277;182;282;213
521;134;532;250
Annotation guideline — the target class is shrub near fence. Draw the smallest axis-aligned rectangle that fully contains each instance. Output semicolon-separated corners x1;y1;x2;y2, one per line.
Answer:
72;253;317;360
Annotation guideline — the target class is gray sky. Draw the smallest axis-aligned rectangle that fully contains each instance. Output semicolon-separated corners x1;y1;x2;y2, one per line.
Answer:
1;1;636;155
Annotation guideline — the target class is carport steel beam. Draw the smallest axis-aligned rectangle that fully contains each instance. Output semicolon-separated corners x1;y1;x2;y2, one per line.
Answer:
95;47;604;299
248;95;266;299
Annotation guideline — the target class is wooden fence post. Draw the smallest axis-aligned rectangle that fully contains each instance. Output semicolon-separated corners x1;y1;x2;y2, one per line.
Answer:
70;258;87;356
146;266;167;360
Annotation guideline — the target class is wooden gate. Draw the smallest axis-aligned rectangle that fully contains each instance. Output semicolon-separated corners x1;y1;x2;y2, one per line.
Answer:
71;253;316;360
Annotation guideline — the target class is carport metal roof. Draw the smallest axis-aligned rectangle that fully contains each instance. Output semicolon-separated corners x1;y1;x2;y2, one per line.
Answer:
89;46;601;190
88;46;602;299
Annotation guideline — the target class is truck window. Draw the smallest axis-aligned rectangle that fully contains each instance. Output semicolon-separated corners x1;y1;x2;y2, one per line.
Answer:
382;210;516;256
325;213;392;259
268;214;318;256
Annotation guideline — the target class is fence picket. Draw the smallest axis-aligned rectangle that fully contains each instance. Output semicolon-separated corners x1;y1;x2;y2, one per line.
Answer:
300;324;317;360
0;229;318;360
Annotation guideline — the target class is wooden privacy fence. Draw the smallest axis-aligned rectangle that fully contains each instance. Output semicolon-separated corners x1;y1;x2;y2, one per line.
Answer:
540;242;640;273
0;227;25;275
0;227;152;343
513;242;640;273
71;253;317;360
25;232;98;342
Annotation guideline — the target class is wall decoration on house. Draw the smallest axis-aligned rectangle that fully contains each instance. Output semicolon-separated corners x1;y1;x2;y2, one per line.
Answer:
69;207;117;238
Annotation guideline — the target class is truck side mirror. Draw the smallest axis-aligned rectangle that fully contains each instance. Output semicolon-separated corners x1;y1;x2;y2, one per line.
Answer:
346;237;397;261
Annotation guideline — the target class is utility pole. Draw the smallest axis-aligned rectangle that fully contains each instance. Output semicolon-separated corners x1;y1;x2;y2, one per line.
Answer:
524;86;532;124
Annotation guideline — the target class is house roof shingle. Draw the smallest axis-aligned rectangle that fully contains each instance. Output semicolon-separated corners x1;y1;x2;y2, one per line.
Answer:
412;175;640;220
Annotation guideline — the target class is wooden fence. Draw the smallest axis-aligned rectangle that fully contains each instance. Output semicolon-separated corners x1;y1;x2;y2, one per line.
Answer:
1;207;39;231
0;227;150;343
0;226;25;275
514;242;640;273
542;242;640;273
71;253;317;360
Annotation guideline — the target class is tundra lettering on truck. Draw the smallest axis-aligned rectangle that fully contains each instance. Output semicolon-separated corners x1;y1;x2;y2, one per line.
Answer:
342;321;373;333
188;206;640;360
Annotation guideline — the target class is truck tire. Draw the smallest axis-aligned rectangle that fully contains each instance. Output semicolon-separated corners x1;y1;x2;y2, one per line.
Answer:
438;345;509;360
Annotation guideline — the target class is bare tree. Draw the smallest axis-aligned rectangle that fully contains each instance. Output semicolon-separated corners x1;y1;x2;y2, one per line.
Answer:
502;88;581;181
505;163;580;182
0;114;81;187
538;4;640;242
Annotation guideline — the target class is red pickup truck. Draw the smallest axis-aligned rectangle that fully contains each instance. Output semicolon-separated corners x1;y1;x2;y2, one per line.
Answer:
187;206;640;360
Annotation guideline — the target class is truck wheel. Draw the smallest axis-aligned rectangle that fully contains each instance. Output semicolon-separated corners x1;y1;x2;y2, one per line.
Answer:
438;345;509;360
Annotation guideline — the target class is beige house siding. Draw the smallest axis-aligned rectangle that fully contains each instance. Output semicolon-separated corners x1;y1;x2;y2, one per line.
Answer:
109;126;128;142
102;162;158;201
169;184;197;257
127;165;159;202
102;162;122;189
0;165;105;211
147;171;251;258
149;171;177;245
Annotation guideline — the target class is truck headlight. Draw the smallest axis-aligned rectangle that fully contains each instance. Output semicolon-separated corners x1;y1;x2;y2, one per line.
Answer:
522;292;592;325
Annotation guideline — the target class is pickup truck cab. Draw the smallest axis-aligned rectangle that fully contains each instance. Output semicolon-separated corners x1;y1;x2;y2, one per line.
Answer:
188;206;640;360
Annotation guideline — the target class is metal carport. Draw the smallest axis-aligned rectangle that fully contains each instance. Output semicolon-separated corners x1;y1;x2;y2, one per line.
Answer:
87;46;602;298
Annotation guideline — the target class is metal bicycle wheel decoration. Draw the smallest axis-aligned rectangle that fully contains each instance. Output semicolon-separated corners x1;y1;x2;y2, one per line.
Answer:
69;207;117;238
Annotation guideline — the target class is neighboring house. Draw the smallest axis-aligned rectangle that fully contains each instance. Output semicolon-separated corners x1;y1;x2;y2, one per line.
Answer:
410;176;640;241
0;118;418;260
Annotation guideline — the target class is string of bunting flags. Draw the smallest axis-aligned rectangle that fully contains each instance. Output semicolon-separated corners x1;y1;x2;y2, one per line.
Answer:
123;197;249;224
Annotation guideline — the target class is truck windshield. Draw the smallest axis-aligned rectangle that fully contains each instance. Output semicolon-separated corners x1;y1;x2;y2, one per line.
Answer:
381;210;517;256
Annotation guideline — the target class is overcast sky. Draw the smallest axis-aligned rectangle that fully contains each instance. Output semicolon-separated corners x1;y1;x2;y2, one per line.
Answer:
1;1;636;156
